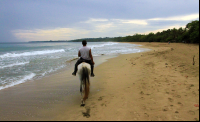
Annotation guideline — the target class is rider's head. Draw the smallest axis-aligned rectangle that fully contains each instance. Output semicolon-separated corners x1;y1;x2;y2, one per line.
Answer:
82;40;87;46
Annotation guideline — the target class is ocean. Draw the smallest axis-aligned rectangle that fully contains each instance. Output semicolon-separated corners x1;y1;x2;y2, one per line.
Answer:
0;42;150;90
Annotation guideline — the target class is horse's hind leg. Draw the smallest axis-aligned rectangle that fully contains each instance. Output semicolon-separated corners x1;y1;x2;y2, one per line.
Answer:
81;81;86;106
80;86;85;106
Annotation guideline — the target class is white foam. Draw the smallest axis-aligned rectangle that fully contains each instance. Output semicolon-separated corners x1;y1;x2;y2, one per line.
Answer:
90;42;118;49
0;49;65;59
0;62;29;69
0;73;36;90
41;65;66;77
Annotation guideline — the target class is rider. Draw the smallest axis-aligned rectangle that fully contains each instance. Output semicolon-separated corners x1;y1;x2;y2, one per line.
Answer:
72;40;95;77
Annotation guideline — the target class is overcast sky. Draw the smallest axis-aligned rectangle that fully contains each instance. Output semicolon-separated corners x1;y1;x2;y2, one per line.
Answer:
0;0;199;42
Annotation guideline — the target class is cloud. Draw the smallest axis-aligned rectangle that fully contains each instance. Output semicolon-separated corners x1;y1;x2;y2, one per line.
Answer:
94;23;115;32
112;19;148;25
83;18;148;25
12;28;90;41
84;18;109;23
81;18;148;33
148;13;199;21
0;0;199;42
12;13;199;41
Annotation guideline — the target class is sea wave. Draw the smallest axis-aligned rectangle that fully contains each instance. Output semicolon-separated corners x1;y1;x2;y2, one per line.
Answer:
90;42;118;49
0;49;65;59
0;62;29;69
0;73;36;90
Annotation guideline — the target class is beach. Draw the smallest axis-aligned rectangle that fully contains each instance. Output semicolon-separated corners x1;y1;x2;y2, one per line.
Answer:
0;42;199;121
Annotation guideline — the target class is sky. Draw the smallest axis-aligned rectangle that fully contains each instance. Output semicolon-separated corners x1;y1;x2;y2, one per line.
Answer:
0;0;199;42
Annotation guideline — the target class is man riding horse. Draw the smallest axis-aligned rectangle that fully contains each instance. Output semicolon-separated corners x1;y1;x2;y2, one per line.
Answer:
72;40;95;77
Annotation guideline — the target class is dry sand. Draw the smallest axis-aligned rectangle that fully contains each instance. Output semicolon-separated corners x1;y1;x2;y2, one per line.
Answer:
0;42;199;121
72;42;199;121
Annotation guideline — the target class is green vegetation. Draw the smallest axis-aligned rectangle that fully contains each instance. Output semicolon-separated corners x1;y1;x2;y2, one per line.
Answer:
70;20;199;43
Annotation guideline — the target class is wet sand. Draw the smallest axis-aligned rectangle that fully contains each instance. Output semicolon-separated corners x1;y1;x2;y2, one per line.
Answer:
0;42;199;121
0;55;117;121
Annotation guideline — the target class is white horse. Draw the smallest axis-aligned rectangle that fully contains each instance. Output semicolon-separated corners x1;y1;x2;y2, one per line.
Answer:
77;62;91;106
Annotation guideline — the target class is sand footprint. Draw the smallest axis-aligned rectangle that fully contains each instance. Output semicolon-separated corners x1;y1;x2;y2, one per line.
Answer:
140;97;145;100
140;91;144;95
175;111;179;113
174;115;180;120
174;95;181;98
163;106;169;111
177;102;183;106
134;111;140;118
188;110;195;115
98;96;104;101
101;101;107;107
82;107;91;118
192;91;197;96
168;98;173;102
144;113;149;117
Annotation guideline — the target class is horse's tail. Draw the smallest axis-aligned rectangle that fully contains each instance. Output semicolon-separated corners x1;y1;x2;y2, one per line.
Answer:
81;66;90;100
80;66;90;93
82;66;90;85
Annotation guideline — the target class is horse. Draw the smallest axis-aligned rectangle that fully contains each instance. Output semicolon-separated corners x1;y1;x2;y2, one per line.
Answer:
77;62;91;106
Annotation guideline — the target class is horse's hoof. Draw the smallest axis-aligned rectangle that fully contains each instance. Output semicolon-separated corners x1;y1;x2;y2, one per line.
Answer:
81;102;85;107
72;72;76;76
81;103;85;107
81;100;85;107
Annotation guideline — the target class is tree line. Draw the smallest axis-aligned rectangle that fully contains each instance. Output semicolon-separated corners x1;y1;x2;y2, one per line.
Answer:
70;20;199;43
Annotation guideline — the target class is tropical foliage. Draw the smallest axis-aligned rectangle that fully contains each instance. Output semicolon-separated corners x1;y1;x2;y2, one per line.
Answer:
70;20;199;43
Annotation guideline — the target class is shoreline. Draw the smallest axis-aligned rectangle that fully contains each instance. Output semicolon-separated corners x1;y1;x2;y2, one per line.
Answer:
0;42;199;121
0;53;120;121
0;53;118;91
0;42;141;91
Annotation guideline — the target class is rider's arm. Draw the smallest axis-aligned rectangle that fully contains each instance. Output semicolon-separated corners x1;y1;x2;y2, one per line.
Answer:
89;49;95;65
78;51;81;57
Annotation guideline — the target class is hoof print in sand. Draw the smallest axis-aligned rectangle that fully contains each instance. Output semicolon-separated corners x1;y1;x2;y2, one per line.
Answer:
168;98;173;102
82;107;91;118
175;111;179;113
188;110;195;115
98;96;103;101
140;91;144;95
